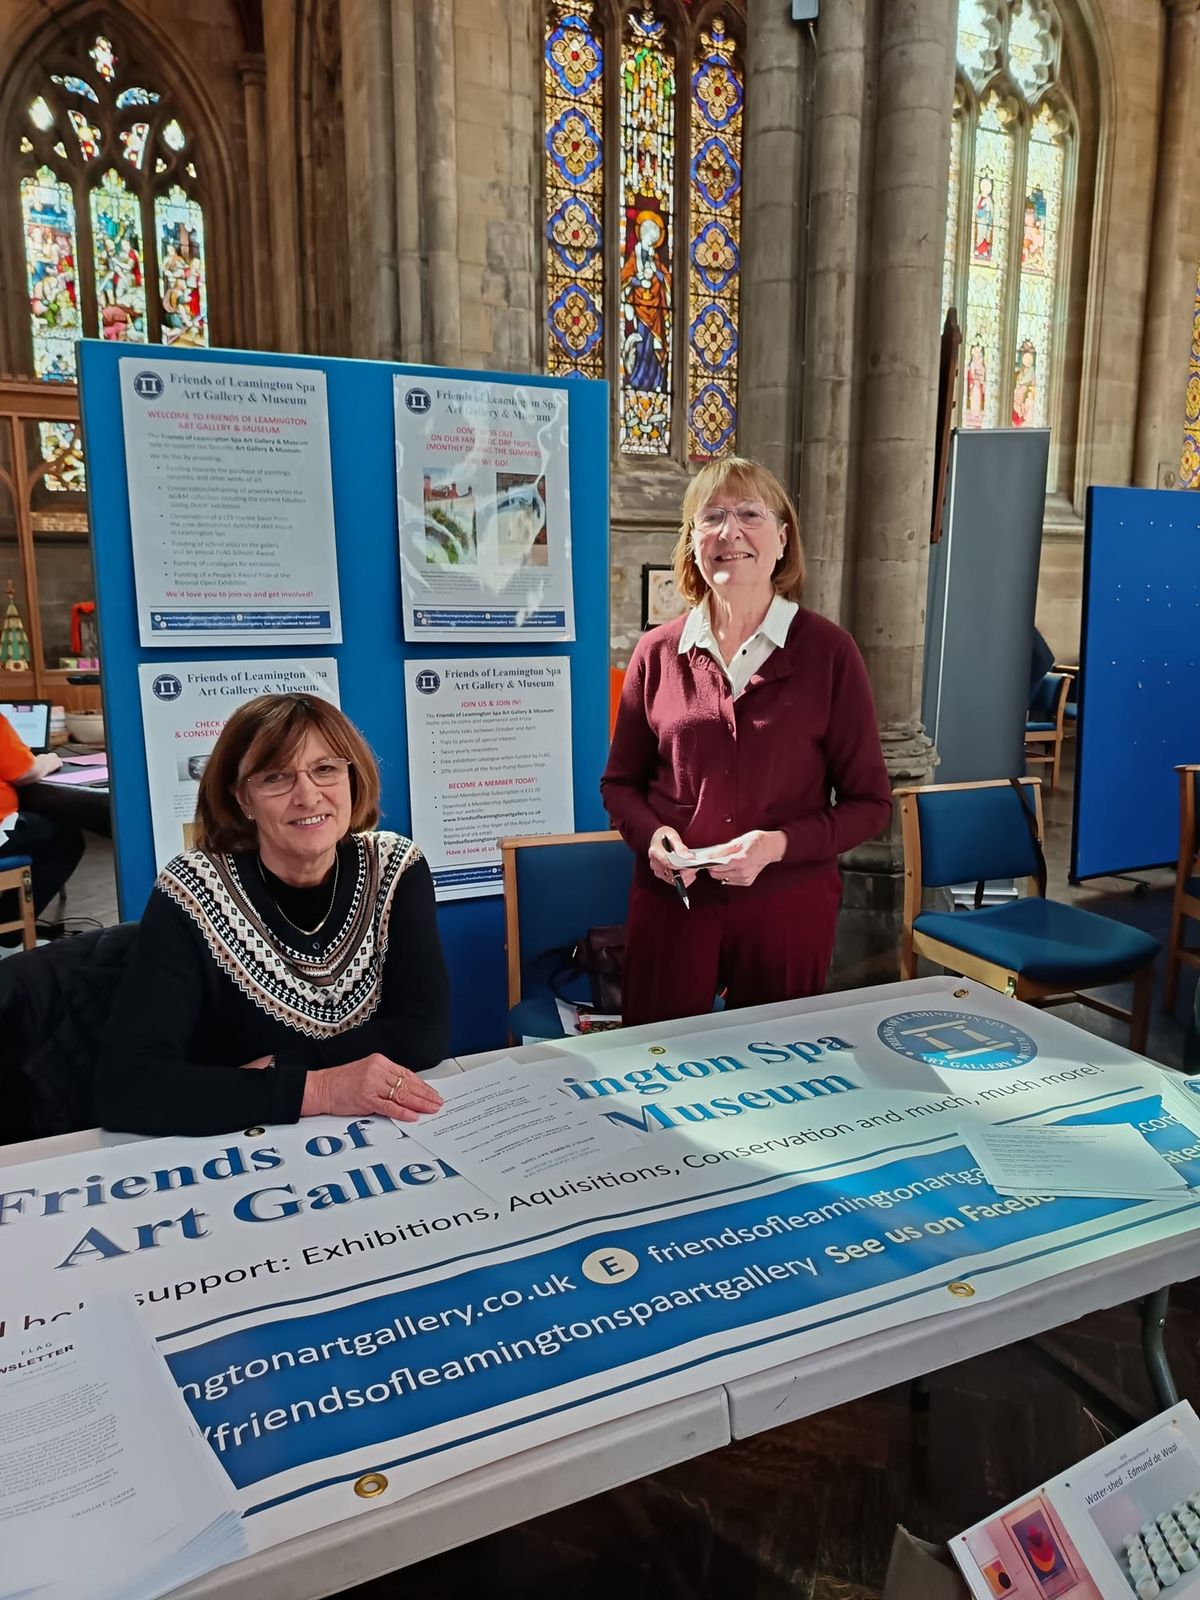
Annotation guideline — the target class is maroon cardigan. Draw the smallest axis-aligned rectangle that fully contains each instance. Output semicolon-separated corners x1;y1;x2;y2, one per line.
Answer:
601;606;892;900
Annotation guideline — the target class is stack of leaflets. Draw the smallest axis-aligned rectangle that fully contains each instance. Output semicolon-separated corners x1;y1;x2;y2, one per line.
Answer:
959;1119;1196;1202
1;1297;245;1600
953;1402;1200;1599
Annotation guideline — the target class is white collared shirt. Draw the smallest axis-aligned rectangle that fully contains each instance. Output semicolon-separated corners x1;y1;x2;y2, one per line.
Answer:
679;593;798;698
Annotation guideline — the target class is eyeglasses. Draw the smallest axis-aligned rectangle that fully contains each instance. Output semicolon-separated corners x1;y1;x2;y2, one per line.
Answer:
693;501;777;535
247;758;352;797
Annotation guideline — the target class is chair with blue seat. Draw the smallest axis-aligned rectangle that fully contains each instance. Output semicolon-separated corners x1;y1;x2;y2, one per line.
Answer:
1025;670;1069;791
0;855;36;951
500;830;634;1042
898;777;1159;1053
1164;763;1200;1014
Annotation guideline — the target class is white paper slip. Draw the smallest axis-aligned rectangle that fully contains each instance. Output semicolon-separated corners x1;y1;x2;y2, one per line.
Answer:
398;1058;641;1202
665;845;732;870
0;1296;245;1600
960;1120;1190;1200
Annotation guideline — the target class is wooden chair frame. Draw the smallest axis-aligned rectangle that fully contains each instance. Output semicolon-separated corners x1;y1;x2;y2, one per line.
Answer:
499;830;622;1017
0;859;36;950
1024;672;1070;791
1163;764;1200;1013
1052;663;1078;741
898;777;1152;1054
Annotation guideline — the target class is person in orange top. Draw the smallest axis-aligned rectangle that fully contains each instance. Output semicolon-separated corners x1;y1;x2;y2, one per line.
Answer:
0;716;84;941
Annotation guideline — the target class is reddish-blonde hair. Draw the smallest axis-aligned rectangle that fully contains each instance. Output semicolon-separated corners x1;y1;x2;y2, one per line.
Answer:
671;456;805;608
192;694;381;854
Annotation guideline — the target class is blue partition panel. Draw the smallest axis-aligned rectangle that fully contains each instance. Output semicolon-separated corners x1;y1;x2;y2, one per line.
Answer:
78;341;610;1053
1072;486;1200;881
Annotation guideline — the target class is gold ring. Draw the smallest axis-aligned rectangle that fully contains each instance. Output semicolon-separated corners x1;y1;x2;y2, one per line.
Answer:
387;1079;399;1102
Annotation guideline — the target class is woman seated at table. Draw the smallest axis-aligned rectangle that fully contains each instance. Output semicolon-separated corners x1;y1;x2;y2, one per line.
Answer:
97;694;449;1136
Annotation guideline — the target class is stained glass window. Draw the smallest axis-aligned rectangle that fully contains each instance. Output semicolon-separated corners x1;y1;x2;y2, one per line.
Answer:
543;4;745;462
14;26;213;485
618;10;676;455
1182;262;1200;491
543;1;605;379
20;166;80;382
686;18;742;461
945;0;1073;464
156;187;208;346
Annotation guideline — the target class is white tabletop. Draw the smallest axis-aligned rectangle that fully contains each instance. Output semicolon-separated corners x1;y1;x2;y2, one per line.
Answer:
4;976;1184;1598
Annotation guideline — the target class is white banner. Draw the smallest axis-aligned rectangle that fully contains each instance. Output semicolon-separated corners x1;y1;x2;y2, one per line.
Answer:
121;358;342;648
137;658;339;870
403;655;573;899
2;988;1198;1559
394;376;575;642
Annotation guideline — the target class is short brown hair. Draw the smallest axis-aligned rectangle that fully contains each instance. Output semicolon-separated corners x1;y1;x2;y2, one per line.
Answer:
192;694;381;854
671;456;805;608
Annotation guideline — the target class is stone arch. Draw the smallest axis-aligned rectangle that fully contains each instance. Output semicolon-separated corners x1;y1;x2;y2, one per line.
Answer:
294;0;351;358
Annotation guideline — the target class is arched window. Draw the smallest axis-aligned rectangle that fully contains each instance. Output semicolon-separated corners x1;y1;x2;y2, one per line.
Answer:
11;22;211;485
943;0;1074;465
542;2;745;464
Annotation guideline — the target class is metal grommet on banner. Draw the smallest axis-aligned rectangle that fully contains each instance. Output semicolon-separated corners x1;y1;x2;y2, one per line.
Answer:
354;1472;389;1499
648;1046;666;1055
244;1126;265;1137
947;1281;975;1299
953;988;969;998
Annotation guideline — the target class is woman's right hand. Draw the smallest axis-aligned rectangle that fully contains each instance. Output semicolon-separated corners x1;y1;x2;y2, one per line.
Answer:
300;1055;445;1122
648;828;697;888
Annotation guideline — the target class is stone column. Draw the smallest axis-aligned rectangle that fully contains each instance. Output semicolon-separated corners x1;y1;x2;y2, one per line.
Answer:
852;0;957;806
340;0;399;359
417;0;462;367
800;0;866;625
237;54;276;351
391;0;426;362
737;3;809;488
1133;0;1200;489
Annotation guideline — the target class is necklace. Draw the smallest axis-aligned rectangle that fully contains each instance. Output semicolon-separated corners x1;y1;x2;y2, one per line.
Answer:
256;851;340;937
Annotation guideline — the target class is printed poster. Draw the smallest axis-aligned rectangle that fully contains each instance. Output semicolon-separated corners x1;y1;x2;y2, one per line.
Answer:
403;655;573;898
120;357;342;647
394;375;575;642
137;658;339;870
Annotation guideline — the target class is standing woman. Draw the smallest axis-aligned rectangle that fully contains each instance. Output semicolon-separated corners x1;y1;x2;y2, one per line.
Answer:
97;694;449;1136
601;457;891;1027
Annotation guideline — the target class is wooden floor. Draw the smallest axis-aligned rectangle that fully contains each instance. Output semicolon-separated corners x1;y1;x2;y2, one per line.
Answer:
346;749;1200;1600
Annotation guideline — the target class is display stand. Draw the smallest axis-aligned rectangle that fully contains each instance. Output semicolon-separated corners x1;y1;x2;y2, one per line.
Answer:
78;340;610;1053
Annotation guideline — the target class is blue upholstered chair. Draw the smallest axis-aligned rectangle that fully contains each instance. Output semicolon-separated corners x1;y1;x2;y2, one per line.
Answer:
1025;670;1069;791
0;855;36;951
500;830;634;1042
1164;763;1200;1013
898;777;1159;1054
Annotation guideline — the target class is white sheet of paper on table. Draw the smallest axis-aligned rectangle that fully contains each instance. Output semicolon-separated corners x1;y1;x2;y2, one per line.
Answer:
397;1058;641;1202
959;1119;1190;1200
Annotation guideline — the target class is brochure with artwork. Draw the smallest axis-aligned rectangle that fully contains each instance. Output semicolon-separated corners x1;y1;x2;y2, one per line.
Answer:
952;1403;1200;1599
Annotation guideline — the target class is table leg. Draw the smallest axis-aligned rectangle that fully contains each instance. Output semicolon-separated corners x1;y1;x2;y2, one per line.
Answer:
1141;1287;1179;1410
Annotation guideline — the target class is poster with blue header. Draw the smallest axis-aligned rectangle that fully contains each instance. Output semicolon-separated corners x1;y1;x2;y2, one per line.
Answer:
2;983;1198;1557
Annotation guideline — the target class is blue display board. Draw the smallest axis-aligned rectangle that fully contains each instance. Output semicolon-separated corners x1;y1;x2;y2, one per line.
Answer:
1072;486;1200;881
78;340;611;1053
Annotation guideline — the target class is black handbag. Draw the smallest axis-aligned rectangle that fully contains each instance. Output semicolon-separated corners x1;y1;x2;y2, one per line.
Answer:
549;924;626;1014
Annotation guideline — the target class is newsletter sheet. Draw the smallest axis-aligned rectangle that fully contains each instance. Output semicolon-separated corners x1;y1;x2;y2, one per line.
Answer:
404;655;573;899
394;375;575;641
137;657;339;869
120;357;342;647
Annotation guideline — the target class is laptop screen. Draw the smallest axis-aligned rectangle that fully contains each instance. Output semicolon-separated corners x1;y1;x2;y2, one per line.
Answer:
0;701;52;754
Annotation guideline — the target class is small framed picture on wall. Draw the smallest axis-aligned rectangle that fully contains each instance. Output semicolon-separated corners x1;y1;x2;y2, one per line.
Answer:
642;564;687;630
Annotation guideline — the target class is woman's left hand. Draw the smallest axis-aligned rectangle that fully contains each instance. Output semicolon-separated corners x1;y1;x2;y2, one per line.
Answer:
705;829;786;888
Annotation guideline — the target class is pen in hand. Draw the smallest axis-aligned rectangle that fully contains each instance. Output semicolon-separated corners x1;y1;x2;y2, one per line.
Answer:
660;833;691;911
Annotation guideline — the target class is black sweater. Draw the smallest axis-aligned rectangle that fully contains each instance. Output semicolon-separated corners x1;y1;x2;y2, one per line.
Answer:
96;832;450;1137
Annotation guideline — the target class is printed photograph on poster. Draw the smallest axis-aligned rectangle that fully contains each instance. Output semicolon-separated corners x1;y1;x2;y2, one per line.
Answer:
394;375;575;642
120;356;343;647
137;658;339;870
404;655;574;898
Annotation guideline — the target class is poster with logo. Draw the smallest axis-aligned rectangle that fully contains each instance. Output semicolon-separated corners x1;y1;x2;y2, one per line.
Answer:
3;986;1200;1561
120;357;342;647
403;654;574;898
137;658;340;870
393;375;575;642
